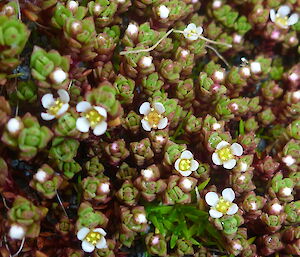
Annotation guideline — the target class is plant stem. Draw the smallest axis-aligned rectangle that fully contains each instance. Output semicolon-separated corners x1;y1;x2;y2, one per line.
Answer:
205;45;231;68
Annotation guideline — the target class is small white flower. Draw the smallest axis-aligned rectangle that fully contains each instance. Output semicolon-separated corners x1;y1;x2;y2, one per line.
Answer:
157;5;170;19
139;102;168;131
212;141;243;170
205;188;239;218
183;23;203;41
270;5;299;29
34;169;48;183
9;224;26;240
76;101;108;136
126;23;139;35
174;150;199;176
7;118;22;135
250;62;261;74
134;213;147;224
50;68;68;84
282;155;296;166
41;89;70;121
77;227;107;253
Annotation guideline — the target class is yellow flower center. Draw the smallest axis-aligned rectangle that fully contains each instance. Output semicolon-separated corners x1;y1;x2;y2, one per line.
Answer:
85;109;103;128
85;231;101;246
179;159;191;171
217;146;234;162
188;29;196;38
144;108;162;128
49;99;64;115
215;197;231;214
275;15;288;27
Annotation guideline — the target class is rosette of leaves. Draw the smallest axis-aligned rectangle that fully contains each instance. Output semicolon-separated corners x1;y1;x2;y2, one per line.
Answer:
1;113;53;160
159;59;182;83
130;138;154;166
284;201;300;224
256;156;279;181
184;115;202;135
56;159;81;179
193;162;210;181
51;3;87;29
116;180;139;206
175;79;195;109
93;239;116;257
30;164;63;199
95;25;120;56
1;1;18;18
229;171;255;194
76;202;108;230
86;82;122;119
241;192;266;218
123;110;141;134
116;162;137;180
0;16;30;72
49;136;79;162
213;213;244;236
286;119;300;140
0;96;11;127
163;98;184;129
114;74;135;105
257;233;283;256
175;238;194;256
225;67;248;97
141;72;164;96
53;109;80;138
149;130;169;154
260;213;286;233
63;17;96;55
55;216;73;236
203;131;232;152
85;156;105;177
120;206;148;233
82;176;111;203
16;81;37;103
0;158;8;192
8;196;48;238
30;46;70;89
279;139;300;172
145;233;167;257
268;172;295;202
88;0;118;28
105;139;130;166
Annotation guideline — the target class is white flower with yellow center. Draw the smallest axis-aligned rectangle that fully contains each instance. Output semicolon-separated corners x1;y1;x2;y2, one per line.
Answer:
183;23;203;41
174;150;199;176
76;101;107;136
77;227;107;253
270;5;299;29
139;102;168;131
212;141;243;169
205;188;238;218
41;89;70;120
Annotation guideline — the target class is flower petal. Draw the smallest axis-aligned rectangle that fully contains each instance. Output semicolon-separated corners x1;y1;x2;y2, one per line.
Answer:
93;121;107;136
278;5;290;17
41;112;55;121
196;26;203;35
77;227;90;240
205;192;219;206
216;140;230;150
141;119;151;131
179;170;192;177
287;13;299;26
94;106;107;118
57;103;69;116
270;9;276;22
180;150;193;159
190;160;199;171
153;102;165;114
76;117;90;132
76;101;91;113
93;228;107;236
139;102;151;115
209;209;223;218
212;153;222;165
187;23;197;30
96;236;107;249
174;158;181;172
230;143;243;156
223;159;237;169
227;203;238;215
157;117;168;129
58;89;70;103
82;240;95;253
41;94;54;109
222;188;235;202
187;34;198;41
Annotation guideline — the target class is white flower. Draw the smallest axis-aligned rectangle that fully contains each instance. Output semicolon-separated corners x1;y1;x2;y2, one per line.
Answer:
50;68;68;84
7;118;22;135
174;150;199;176
139;102;168;131
9;224;26;240
41;89;70;121
183;23;203;41
76;101;108;136
212;141;243;169
205;188;239;218
157;5;170;19
270;5;299;29
77;227;107;253
34;169;48;183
